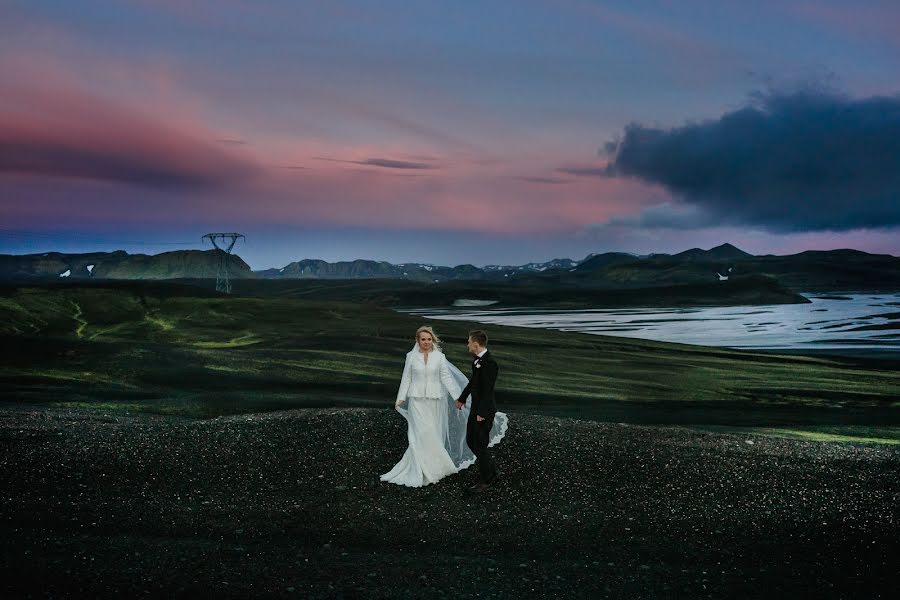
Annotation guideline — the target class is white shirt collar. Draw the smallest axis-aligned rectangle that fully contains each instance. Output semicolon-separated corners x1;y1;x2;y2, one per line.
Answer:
476;348;488;358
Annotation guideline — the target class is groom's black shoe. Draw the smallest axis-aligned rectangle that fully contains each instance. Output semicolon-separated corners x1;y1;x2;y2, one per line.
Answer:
467;482;490;494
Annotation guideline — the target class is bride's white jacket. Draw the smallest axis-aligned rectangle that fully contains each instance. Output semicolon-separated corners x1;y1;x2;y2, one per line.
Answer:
396;349;463;402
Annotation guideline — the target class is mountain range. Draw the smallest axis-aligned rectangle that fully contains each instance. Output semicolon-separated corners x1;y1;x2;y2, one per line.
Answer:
2;243;898;292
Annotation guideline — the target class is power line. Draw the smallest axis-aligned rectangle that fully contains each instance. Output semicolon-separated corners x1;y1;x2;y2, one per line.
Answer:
203;233;245;293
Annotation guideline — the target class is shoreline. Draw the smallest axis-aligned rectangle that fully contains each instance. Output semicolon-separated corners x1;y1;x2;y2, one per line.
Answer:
399;291;900;361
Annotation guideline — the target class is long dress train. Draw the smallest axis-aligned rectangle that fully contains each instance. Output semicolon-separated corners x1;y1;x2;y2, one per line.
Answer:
380;348;508;487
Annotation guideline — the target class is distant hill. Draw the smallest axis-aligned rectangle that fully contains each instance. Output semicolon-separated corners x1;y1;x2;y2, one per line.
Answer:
2;243;898;293
741;249;900;292
0;249;253;281
0;250;115;280
673;243;754;262
560;245;900;292
573;252;642;272
484;258;577;273
570;260;734;288
254;258;576;282
254;259;489;282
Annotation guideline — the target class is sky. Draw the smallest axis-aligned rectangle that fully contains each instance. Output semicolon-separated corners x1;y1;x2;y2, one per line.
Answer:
1;0;899;269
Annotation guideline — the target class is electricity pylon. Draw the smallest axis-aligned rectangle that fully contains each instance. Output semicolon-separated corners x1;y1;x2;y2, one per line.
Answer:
202;233;245;293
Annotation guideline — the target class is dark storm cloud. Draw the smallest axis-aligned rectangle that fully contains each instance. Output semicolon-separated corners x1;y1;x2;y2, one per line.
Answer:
604;202;717;230
315;157;437;170
362;158;435;170
602;91;900;231
0;140;255;189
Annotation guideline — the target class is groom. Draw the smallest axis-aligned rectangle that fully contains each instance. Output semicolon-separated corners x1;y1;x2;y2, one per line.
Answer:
455;330;499;493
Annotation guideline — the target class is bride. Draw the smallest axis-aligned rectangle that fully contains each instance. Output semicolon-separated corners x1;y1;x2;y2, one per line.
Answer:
380;325;508;487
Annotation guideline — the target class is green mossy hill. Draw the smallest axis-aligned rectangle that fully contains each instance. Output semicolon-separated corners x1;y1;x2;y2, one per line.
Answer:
1;281;897;429
185;272;809;308
573;246;900;292
0;249;253;281
740;249;900;292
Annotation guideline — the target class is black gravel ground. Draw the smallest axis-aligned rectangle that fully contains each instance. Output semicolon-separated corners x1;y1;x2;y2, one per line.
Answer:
1;405;897;598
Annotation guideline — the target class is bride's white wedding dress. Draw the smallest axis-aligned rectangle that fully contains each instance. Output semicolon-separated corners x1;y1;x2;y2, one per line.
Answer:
380;346;508;487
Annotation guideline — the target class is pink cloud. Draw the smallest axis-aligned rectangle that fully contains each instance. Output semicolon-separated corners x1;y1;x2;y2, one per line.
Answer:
0;60;259;189
231;153;659;235
0;48;660;238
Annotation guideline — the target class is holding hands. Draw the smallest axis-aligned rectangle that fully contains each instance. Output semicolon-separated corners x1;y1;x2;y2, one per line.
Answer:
454;396;483;420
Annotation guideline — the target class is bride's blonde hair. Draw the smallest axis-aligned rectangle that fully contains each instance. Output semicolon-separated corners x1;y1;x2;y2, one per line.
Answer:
415;325;442;352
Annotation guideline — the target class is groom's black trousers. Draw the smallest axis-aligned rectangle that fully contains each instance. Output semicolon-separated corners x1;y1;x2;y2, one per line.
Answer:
466;412;498;483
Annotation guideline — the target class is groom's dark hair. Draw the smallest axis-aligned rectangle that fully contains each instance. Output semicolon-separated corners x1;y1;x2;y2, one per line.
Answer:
468;330;488;346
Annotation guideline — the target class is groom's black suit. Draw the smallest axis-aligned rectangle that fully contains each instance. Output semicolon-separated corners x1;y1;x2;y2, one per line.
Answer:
456;350;499;484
